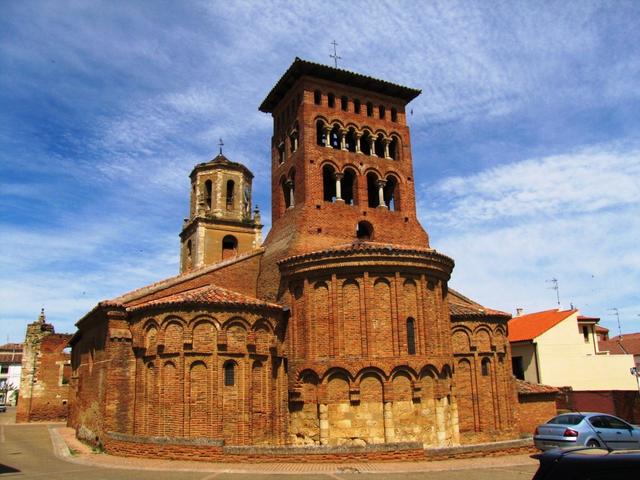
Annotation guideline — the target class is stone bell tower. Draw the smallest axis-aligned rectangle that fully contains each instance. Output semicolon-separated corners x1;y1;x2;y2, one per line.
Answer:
179;151;262;273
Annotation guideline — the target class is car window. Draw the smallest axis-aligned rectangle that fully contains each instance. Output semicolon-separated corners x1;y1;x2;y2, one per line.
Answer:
548;414;584;425
604;416;630;429
589;416;606;428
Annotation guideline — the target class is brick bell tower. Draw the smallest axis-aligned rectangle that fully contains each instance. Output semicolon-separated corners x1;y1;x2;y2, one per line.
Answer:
179;151;262;273
257;58;431;301
258;59;459;447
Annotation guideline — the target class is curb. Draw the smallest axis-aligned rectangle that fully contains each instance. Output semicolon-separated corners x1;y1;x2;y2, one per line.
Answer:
48;427;538;474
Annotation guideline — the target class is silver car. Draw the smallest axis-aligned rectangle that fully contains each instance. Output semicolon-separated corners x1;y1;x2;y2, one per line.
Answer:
534;412;640;451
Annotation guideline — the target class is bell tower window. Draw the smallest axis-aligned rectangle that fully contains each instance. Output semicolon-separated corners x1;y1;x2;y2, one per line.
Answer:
316;120;326;146
366;102;373;117
226;180;235;209
342;168;357;205
314;90;321;105
328;93;335;108
356;221;373;240
383;176;398;211
341;96;348;111
222;235;238;259
322;165;337;202
367;173;379;208
354;99;361;114
374;134;385;157
204;180;212;210
379;105;386;119
391;107;398;122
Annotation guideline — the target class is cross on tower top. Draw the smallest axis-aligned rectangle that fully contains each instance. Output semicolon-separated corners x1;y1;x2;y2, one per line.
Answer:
218;138;224;155
329;40;342;68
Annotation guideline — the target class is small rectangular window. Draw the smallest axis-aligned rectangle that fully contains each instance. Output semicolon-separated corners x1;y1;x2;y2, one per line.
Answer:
582;326;589;343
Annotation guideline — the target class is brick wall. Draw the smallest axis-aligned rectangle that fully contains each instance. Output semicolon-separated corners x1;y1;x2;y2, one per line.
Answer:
16;315;72;423
517;393;557;436
557;388;640;423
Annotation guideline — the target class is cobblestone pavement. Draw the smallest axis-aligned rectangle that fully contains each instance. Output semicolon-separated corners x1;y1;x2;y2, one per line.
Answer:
0;410;538;480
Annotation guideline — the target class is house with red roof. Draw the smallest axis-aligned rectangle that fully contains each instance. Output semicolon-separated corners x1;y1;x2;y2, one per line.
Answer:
599;332;640;371
509;309;636;390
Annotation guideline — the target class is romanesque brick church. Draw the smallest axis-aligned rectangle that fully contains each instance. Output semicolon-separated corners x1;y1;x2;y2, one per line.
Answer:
68;58;518;457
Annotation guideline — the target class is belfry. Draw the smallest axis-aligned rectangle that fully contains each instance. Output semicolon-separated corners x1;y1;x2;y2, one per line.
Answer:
68;58;520;460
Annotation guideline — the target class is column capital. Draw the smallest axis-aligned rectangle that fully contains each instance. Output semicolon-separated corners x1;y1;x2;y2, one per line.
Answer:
376;179;387;188
333;172;344;180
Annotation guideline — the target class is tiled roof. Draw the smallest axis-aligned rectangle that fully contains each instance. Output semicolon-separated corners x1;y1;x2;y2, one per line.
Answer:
259;57;421;113
278;241;454;266
599;333;640;355
578;315;600;322
515;379;559;395
508;309;577;342
448;289;511;319
126;284;282;313
0;352;22;364
0;343;22;352
595;325;609;334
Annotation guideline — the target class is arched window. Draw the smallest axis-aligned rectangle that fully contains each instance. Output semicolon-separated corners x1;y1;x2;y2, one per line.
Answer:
366;102;373;117
360;131;371;156
322;164;336;202
367;172;379;208
374;134;385;157
342;168;357;205
330;124;341;149
341;96;348;111
186;240;192;268
224;361;235;386
345;128;356;152
222;235;238;259
391;107;398;122
389;136;399;160
356;221;373;240
204;180;212;209
226;180;235;208
481;358;490;376
314;90;321;105
407;317;416;355
277;142;285;164
383;176;398;211
354;99;361;114
379;105;386;119
328;93;335;108
316;120;326;146
289;127;298;153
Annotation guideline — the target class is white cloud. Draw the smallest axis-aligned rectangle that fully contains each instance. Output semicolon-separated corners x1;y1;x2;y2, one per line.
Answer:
420;143;640;333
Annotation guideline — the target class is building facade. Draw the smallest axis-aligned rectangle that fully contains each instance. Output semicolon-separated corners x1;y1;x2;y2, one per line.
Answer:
0;343;22;406
69;59;520;458
16;309;72;422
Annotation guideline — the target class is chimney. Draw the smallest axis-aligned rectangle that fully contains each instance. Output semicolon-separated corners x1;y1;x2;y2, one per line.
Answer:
516;308;523;317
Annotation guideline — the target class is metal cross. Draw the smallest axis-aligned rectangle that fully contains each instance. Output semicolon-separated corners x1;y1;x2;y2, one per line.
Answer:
330;40;342;68
218;138;224;155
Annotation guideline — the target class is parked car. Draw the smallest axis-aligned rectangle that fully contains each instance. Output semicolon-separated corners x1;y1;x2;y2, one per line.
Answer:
534;412;640;451
532;447;640;480
0;404;6;413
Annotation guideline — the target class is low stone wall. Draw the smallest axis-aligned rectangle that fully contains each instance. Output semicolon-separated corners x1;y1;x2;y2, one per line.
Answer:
103;431;531;463
104;432;424;462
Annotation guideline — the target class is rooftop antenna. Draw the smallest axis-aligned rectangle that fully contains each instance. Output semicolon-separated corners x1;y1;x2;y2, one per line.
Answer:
218;138;224;155
546;278;560;307
608;308;622;340
330;40;342;68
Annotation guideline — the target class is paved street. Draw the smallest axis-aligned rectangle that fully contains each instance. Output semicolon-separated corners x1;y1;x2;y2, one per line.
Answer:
0;408;538;480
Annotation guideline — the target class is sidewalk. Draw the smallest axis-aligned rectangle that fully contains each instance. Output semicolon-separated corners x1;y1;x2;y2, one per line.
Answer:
51;427;539;474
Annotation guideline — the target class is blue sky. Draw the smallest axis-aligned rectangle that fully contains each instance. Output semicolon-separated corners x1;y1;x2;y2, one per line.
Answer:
1;1;639;342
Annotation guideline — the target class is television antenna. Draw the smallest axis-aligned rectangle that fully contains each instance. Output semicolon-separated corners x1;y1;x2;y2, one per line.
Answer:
608;307;622;340
546;278;560;307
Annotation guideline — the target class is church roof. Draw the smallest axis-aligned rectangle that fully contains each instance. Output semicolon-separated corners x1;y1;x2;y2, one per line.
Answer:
508;309;578;342
259;57;422;113
448;289;511;319
190;153;254;179
126;284;281;313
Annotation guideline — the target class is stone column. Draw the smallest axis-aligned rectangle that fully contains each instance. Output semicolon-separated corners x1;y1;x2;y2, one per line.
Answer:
340;129;347;150
292;132;298;152
435;397;446;445
319;403;329;445
383;401;395;443
286;180;294;208
324;126;331;148
383;138;390;159
334;172;344;202
355;133;361;154
377;179;387;208
369;136;376;156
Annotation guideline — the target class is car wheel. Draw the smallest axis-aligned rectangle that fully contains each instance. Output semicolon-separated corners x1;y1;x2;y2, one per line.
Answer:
586;439;600;448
